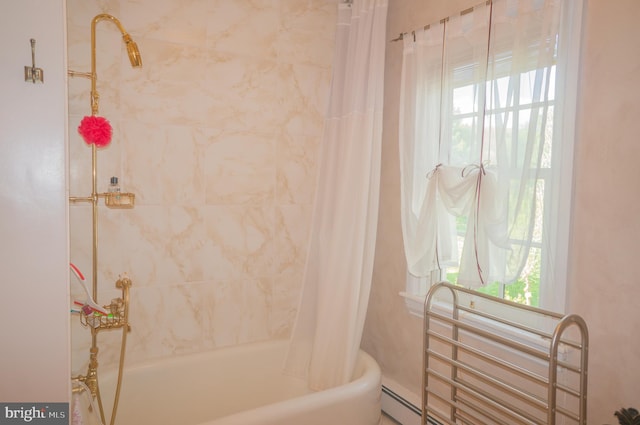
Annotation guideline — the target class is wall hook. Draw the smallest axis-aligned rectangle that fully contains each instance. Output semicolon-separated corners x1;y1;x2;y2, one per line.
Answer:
24;38;44;84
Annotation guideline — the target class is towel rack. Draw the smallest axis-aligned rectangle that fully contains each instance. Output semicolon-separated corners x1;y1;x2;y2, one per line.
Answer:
422;281;588;425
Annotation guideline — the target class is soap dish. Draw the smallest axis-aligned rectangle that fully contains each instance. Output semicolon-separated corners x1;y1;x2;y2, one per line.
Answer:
104;192;135;209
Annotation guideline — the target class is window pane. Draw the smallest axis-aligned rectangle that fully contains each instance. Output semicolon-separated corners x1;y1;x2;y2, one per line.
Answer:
453;84;477;114
450;116;479;165
470;247;541;306
532;178;545;245
484;110;514;166
493;76;513;109
505;247;541;306
516;107;548;169
444;170;546;306
519;67;556;105
541;105;554;168
507;177;537;239
476;281;501;299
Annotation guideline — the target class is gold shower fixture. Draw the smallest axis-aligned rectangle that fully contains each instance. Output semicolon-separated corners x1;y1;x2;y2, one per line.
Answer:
68;14;142;115
68;13;141;299
68;15;141;425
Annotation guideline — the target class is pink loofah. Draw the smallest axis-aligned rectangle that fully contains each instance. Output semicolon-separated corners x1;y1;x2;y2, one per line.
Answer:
78;115;112;147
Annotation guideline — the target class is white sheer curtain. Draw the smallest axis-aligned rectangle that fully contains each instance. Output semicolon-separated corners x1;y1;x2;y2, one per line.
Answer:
284;0;388;391
400;0;583;292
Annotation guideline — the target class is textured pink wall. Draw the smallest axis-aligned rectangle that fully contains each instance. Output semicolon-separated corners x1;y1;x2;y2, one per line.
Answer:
568;0;640;421
362;1;640;423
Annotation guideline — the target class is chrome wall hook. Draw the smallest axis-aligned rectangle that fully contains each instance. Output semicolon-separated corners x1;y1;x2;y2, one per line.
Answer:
24;38;44;84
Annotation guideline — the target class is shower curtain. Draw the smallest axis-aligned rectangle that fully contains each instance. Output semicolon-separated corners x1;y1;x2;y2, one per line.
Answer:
284;0;388;391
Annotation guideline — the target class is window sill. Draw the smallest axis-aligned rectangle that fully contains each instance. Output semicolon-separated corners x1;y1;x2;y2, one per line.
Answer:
398;290;565;359
399;291;427;319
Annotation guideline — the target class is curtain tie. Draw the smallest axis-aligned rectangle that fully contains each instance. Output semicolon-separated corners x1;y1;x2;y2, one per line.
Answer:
461;161;488;178
426;163;442;180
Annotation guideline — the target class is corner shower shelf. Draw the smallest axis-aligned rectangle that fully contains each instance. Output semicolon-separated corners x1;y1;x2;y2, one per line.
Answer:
69;192;135;208
104;192;135;209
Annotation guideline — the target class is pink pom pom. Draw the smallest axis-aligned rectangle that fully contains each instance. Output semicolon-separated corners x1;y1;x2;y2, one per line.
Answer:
78;115;112;147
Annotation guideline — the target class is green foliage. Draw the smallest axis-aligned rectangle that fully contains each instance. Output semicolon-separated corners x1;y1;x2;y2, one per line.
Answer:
446;247;541;307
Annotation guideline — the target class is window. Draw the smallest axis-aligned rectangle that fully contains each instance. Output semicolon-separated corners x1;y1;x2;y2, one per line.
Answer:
398;0;583;315
448;68;555;307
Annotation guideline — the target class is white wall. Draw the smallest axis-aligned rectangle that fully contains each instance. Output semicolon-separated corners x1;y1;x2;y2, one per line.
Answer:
0;0;70;402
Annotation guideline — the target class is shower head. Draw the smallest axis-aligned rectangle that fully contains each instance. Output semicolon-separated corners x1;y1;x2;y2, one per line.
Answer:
84;14;143;115
91;14;143;68
123;34;142;68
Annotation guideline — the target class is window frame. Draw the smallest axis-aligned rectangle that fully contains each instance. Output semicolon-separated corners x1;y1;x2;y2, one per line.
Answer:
402;50;573;318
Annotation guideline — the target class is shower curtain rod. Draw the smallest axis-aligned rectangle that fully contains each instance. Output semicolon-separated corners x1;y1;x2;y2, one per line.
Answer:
390;0;491;42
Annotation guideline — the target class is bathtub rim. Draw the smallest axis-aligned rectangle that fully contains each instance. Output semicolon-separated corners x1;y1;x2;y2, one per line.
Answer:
97;338;382;425
99;338;379;382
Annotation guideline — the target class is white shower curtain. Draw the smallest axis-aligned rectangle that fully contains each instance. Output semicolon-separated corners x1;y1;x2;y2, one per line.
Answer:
284;0;388;391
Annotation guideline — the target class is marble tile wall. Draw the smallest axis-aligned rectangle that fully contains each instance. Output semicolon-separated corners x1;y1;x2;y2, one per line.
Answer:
67;0;336;372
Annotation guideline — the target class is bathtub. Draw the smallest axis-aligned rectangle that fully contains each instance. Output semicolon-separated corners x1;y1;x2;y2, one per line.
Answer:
97;339;382;425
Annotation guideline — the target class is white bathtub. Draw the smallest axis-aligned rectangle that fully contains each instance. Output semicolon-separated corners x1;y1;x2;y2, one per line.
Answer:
98;339;382;425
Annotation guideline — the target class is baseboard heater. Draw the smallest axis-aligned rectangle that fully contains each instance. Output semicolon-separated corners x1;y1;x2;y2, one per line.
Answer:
381;385;440;425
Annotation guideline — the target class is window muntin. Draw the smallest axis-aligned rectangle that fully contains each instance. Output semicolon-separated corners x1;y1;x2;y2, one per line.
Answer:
399;0;583;316
417;63;557;307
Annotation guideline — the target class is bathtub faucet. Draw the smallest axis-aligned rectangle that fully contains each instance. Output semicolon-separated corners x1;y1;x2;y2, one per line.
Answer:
71;345;99;400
